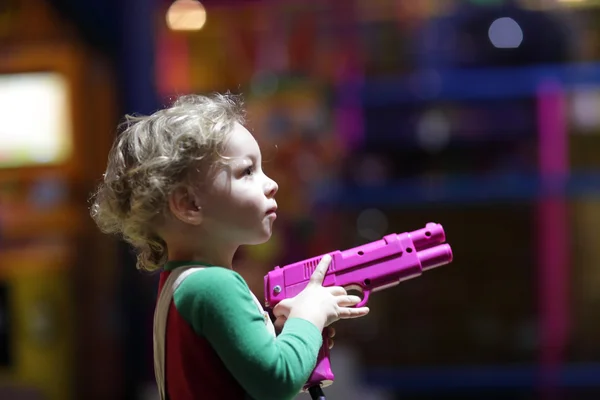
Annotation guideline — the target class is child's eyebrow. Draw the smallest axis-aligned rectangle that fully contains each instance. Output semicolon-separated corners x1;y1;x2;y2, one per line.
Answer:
242;153;260;163
228;156;254;167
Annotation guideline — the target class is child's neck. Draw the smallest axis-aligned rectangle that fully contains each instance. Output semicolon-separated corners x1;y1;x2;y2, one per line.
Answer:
161;223;239;269
167;244;238;269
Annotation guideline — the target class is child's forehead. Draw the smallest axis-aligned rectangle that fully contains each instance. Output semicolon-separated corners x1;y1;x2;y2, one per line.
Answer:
223;123;261;158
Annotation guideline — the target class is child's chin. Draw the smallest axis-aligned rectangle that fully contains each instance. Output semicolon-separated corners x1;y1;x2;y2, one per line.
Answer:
244;231;272;246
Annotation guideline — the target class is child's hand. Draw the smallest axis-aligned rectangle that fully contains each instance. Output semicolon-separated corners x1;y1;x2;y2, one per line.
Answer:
278;254;370;332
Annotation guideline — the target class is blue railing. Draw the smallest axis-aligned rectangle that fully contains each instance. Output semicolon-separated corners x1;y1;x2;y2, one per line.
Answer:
312;171;600;208
362;363;600;393
349;62;600;105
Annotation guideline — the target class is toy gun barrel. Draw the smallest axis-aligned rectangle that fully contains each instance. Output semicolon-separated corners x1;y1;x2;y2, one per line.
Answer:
264;223;451;308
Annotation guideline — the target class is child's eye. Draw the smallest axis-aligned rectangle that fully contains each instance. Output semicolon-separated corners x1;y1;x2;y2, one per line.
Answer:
244;166;254;176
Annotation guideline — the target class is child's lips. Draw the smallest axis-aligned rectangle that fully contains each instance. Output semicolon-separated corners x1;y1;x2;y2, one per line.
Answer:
266;206;278;216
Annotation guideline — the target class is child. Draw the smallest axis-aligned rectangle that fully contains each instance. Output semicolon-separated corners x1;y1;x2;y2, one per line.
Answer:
90;93;370;400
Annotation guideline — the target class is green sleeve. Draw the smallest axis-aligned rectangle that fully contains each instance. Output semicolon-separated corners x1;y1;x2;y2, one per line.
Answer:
173;267;323;400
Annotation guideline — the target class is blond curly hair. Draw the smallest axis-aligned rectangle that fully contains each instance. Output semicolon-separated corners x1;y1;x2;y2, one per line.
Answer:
90;93;245;272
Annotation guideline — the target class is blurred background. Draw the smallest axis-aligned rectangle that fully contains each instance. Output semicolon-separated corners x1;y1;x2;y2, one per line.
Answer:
1;0;600;399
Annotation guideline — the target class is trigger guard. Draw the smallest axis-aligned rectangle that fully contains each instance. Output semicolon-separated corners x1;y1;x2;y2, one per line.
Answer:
344;284;370;307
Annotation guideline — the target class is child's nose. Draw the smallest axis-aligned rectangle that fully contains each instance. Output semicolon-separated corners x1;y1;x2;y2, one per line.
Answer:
265;178;278;198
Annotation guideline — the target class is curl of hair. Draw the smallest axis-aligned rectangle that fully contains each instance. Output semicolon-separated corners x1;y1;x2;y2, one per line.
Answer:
89;93;245;272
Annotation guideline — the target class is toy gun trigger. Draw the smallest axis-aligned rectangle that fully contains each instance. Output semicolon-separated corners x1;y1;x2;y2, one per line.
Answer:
343;284;371;308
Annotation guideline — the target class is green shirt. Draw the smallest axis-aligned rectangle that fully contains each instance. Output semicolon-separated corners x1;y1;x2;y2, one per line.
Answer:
164;261;322;400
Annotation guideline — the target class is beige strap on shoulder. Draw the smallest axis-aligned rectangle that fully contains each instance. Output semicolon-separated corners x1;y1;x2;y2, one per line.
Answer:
153;266;205;400
249;291;277;339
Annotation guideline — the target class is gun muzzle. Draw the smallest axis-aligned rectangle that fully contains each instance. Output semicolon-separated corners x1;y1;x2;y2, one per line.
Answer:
418;244;453;270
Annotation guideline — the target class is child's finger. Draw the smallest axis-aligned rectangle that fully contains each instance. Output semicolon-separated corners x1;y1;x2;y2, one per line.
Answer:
337;295;362;307
274;315;287;332
309;254;331;286
338;306;370;319
327;286;347;296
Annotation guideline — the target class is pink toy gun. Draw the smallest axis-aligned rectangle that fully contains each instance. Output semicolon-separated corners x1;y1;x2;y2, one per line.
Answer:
263;222;453;397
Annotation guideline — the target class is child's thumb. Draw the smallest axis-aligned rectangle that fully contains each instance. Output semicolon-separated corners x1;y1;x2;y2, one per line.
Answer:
273;298;293;318
309;254;332;286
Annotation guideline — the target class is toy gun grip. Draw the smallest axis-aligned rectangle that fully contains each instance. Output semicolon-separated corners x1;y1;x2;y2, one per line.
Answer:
304;331;334;391
305;289;370;391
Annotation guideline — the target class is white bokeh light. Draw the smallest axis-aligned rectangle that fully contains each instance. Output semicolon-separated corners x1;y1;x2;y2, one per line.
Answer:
166;0;207;31
357;208;389;241
488;17;523;49
416;110;451;153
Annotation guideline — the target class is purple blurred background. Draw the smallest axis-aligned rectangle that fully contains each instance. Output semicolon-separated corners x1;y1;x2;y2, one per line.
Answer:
2;0;600;399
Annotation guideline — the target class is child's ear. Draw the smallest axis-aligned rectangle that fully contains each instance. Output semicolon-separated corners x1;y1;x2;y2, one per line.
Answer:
168;186;203;226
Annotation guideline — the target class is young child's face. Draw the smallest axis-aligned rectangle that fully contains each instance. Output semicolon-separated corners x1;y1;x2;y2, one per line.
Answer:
199;123;279;245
